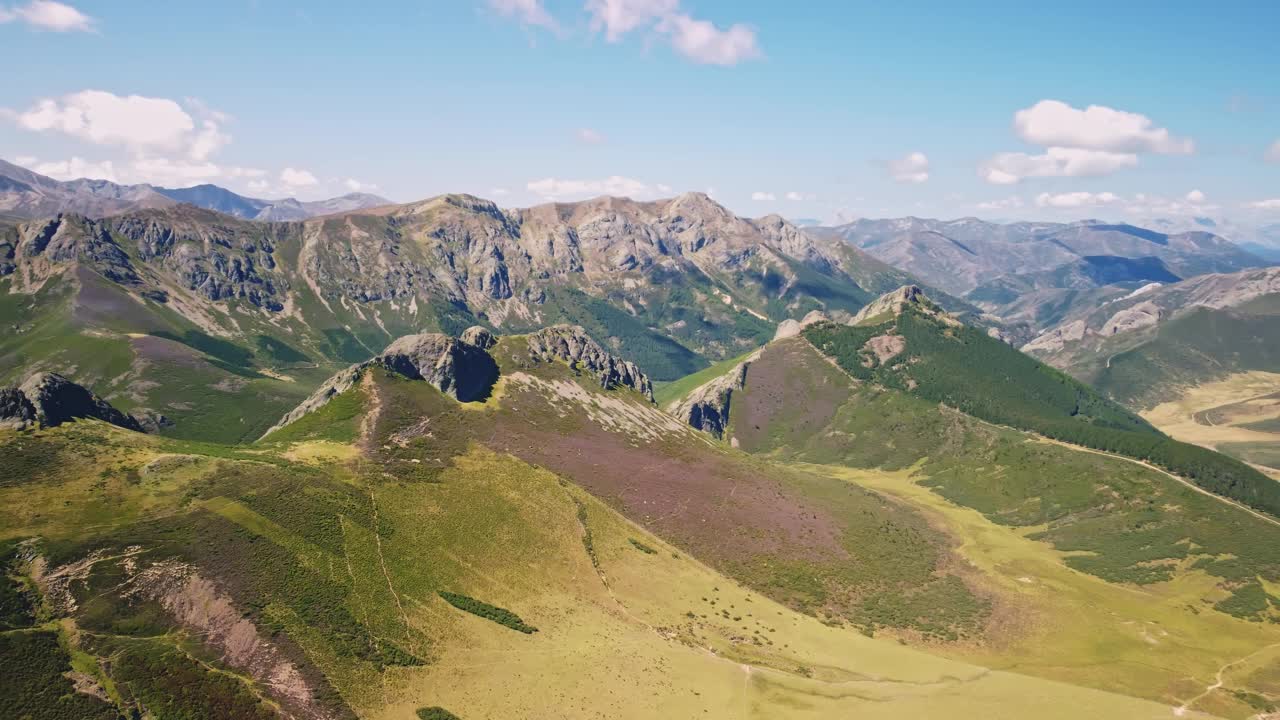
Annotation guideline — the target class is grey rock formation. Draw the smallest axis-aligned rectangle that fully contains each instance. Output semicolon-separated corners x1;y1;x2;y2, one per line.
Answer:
263;333;499;438
0;372;143;431
526;325;654;402
460;325;497;349
668;349;761;439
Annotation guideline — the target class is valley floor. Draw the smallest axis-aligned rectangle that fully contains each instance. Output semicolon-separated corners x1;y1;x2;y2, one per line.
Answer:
1142;371;1280;480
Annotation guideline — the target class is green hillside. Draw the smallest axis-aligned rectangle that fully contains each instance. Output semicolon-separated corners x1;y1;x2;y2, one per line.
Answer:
804;305;1280;517
1092;305;1280;409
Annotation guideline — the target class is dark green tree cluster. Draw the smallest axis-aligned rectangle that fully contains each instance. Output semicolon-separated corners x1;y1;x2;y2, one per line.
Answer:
438;591;538;634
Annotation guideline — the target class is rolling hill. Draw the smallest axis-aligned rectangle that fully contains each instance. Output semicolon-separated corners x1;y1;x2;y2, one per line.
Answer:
2;323;1222;720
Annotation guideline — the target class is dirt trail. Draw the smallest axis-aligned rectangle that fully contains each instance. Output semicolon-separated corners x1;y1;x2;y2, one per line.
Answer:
368;492;415;654
1174;642;1280;716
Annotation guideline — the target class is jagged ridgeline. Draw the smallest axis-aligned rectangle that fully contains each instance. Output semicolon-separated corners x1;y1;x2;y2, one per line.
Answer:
801;287;1280;516
0;194;958;442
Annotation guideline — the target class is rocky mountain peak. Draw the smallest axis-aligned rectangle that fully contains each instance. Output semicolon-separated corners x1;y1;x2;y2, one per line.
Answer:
850;285;928;324
1;372;143;432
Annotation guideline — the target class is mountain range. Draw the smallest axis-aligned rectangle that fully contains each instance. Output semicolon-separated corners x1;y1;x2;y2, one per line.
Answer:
4;156;1280;719
0;158;390;221
811;216;1266;300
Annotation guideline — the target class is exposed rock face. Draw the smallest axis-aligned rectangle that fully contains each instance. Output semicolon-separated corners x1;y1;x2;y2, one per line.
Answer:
461;325;496;349
526;325;654;402
1100;301;1164;336
0;373;142;431
668;349;762;438
263;333;499;437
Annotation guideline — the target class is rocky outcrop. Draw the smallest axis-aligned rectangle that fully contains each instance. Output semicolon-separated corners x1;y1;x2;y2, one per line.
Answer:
0;372;143;431
773;310;830;340
263;333;499;438
668;350;762;439
852;285;925;324
461;325;496;349
526;325;654;402
1021;319;1089;354
1100;301;1164;336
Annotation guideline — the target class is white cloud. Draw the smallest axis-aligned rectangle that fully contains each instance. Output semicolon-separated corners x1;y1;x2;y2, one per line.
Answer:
1185;189;1206;204
658;13;760;66
487;0;558;30
1267;140;1280;163
976;196;1024;211
490;187;510;197
1244;198;1280;210
11;91;205;157
527;175;653;200
583;0;759;66
22;156;117;182
246;179;270;194
1014;100;1193;155
750;191;776;201
887;151;929;183
1034;191;1121;209
656;183;673;194
576;127;605;144
979;147;1138;184
13;155;37;167
280;167;318;188
785;191;809;201
0;1;94;31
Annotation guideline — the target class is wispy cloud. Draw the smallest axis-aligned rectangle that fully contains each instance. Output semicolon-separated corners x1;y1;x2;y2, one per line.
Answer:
490;0;761;66
0;1;94;32
576;127;605;144
887;151;929;183
750;191;775;201
527;175;656;200
486;0;558;31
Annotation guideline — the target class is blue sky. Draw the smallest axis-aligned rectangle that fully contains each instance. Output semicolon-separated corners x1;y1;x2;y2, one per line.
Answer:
2;0;1278;224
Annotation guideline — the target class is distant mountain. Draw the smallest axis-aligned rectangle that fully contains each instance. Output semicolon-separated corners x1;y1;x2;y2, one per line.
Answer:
0;158;176;218
811;216;1266;297
0;159;390;221
1024;267;1280;408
